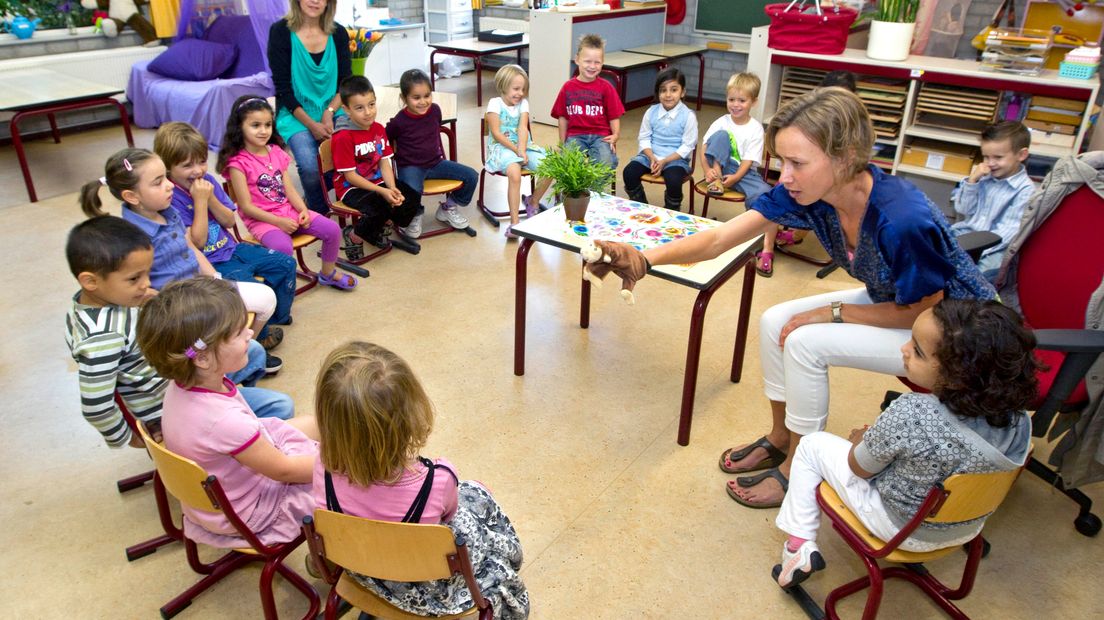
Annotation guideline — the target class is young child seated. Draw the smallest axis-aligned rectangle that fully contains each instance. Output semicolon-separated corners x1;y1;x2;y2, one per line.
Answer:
313;341;529;618
552;34;625;170
385;69;480;235
951;120;1036;283
622;68;698;212
774;299;1036;589
64;217;294;450
137;277;319;547
485;64;554;239
701;72;775;276
154;122;297;350
332;76;423;257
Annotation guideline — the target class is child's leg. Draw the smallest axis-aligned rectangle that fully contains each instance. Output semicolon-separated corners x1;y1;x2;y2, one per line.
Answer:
426;159;479;207
225;244;297;326
506;163;523;224
390;181;423;230
239;386;295;421
344;189;391;245
660;164;687;211
532;177;554;207
524;148;553;210
234;280;277;338
703;132;733;186
300;211;343;276
258;229;295;257
775;432;866;543
588;136;618;169
622;157;649;204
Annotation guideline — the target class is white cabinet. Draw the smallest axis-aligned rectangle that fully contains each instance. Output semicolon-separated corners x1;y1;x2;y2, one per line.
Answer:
364;24;428;87
424;0;474;70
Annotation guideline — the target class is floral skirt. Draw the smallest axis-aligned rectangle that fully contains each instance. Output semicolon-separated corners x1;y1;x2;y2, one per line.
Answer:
352;481;529;619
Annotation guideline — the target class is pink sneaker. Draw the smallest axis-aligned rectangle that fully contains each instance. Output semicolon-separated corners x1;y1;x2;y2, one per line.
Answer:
504;225;519;239
775;540;825;589
522;194;538;218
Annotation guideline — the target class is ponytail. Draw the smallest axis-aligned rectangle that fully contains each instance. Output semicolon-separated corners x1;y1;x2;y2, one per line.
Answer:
80;148;157;218
79;179;107;217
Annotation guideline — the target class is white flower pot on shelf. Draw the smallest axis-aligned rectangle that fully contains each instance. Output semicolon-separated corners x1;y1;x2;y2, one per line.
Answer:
867;20;916;62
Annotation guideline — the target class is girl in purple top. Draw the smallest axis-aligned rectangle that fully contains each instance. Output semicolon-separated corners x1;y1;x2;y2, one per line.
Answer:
217;96;356;291
138;278;320;548
313;341;528;618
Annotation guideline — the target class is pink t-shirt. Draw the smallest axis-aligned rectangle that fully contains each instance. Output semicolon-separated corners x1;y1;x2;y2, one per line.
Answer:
551;77;625;138
162;379;317;547
224;145;294;215
312;456;459;524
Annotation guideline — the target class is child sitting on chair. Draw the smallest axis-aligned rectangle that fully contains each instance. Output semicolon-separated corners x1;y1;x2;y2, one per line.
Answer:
138;278;319;547
313;341;529;618
774;299;1036;590
552;33;625;170
622;67;698;212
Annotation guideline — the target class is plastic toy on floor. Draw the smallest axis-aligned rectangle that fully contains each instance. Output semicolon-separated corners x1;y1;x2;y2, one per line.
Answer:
581;240;649;305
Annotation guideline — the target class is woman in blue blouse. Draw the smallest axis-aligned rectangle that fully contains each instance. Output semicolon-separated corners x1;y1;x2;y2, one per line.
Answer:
620;87;995;508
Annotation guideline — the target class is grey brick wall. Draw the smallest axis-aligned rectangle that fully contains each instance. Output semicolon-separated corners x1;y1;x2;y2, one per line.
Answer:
377;0;425;24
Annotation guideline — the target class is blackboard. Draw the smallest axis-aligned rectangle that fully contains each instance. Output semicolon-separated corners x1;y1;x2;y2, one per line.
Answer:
694;0;774;36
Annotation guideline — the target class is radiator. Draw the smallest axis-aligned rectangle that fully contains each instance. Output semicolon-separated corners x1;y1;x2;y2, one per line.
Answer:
0;46;165;94
478;17;530;33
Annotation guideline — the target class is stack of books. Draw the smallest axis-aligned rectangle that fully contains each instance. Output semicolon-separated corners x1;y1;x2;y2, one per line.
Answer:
980;28;1052;76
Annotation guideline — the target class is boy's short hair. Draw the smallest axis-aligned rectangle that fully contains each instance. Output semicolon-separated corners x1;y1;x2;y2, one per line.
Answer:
153;122;208;172
66;216;152;278
577;34;604;55
819;70;856;93
339;75;375;105
981;120;1031;153
726;72;761;100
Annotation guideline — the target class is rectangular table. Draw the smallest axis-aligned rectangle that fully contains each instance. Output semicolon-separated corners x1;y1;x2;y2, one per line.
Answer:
597;51;669;109
624;43;708;110
428;36;529;107
511;193;760;446
1;68;135;203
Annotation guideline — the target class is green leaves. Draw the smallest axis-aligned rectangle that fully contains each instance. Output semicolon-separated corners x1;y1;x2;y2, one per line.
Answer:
874;0;919;23
534;142;614;198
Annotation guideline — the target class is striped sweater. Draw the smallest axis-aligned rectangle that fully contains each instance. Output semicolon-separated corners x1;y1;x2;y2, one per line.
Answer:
65;294;166;447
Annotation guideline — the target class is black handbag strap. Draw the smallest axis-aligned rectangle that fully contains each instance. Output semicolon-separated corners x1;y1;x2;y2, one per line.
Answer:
325;457;459;523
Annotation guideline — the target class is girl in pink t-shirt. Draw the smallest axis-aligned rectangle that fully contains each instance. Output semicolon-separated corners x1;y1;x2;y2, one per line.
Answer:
313;341;529;619
217;96;356;290
138;277;320;548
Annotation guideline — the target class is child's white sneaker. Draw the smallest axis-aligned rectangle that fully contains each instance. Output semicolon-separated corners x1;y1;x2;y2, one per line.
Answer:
400;215;422;239
775;540;825;590
435;202;469;229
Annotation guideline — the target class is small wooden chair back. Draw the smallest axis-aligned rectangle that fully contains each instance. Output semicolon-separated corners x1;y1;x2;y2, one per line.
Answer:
135;421;220;514
310;509;462;582
925;468;1021;524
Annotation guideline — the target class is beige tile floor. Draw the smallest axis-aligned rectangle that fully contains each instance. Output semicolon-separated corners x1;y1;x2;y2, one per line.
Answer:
1;72;1101;619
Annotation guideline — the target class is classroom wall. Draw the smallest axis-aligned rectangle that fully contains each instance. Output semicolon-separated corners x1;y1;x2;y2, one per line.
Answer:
377;0;425;23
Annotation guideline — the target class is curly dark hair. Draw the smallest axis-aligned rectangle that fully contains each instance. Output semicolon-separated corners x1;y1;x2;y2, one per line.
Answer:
930;299;1040;427
216;95;286;174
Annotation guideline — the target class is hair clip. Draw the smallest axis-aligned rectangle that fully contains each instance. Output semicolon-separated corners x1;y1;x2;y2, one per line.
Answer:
123;158;133;171
184;338;208;359
99;177;107;186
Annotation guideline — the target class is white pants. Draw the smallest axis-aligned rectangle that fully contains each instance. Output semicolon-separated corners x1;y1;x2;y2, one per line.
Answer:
234;280;276;326
776;432;980;553
760;288;910;435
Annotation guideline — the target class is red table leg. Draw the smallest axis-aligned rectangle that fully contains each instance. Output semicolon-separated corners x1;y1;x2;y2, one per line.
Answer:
580;263;591;329
9;116;36;202
112;98;135;147
730;261;757;383
514;238;534;376
476;55;484;106
678;286;718;446
47;113;61;143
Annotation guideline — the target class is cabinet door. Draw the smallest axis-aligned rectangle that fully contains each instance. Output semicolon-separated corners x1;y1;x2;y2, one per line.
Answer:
388;28;428;85
365;40;391;89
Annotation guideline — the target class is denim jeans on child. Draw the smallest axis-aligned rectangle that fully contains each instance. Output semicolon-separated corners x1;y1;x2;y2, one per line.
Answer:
397;159;479;207
566;134;618;169
231;340;294;420
703;131;772;207
214;244;297;326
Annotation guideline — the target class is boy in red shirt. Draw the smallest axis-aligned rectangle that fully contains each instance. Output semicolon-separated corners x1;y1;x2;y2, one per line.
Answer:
551;34;625;169
332;76;422;257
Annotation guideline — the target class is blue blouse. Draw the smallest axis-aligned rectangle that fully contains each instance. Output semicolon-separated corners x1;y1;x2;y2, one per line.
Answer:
122;205;200;291
752;165;995;305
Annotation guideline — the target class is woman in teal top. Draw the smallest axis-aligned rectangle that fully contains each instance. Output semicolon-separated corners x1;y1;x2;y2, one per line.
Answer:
267;0;352;214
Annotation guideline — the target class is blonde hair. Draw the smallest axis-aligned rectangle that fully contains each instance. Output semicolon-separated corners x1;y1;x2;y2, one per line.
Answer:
726;72;761;100
137;278;247;386
315;342;435;487
494;64;529;100
577;33;604;55
285;0;336;33
154;122;208;173
765;86;875;182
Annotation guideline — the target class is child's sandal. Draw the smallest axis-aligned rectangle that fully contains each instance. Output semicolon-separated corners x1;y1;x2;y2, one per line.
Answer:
319;269;357;290
341;225;364;261
776;229;802;247
707;182;725;196
756;251;774;277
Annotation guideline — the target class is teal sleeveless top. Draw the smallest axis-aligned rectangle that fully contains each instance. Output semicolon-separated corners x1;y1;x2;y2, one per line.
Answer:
276;33;345;139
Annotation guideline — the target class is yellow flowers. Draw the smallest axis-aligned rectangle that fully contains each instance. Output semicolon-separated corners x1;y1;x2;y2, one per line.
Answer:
345;28;385;59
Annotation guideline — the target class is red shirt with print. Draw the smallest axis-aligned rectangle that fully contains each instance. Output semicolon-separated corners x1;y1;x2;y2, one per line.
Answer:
331;123;393;200
551;77;625;138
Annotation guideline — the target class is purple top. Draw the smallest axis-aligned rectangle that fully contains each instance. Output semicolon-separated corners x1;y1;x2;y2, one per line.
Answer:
385;104;444;170
171;172;239;265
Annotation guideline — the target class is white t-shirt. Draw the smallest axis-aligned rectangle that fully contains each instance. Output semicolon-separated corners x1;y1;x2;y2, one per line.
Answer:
702;115;764;166
487;96;529;119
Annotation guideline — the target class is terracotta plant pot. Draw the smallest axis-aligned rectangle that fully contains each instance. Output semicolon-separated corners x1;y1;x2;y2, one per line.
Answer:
562;193;591;222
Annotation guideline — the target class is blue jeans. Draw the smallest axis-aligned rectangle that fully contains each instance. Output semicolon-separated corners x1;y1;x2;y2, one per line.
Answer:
230;340;293;420
214;243;297;326
397;159;479;207
286;129;327;215
566;134;618;169
704;131;772;207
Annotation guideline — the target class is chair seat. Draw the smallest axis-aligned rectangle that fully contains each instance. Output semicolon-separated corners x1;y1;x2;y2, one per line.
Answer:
292;233;319;249
817;482;959;565
693;179;745;201
641;172;691;184
335;572;478;620
423;179;464;195
330;200;360;218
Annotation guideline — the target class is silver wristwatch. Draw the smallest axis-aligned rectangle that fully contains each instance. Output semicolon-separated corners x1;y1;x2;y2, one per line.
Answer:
831;301;843;323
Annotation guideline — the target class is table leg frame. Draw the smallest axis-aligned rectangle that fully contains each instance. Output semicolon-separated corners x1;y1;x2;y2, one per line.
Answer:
730;262;757;383
514;238;534;376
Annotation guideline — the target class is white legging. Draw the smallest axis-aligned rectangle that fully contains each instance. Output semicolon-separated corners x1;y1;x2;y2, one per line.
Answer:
234;280;276;326
760;288;910;435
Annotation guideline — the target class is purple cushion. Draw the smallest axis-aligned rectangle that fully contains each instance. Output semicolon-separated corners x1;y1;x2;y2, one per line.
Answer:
205;15;267;79
148;39;238;81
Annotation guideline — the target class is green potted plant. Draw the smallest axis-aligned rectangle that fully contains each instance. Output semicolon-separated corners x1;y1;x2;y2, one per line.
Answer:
534;142;614;222
867;0;920;62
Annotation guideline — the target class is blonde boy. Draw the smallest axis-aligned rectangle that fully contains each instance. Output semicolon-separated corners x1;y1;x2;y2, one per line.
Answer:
551;34;625;168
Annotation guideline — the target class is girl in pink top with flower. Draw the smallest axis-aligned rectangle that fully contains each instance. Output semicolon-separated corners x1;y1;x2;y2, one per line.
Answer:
312;341;529;619
217;95;356;290
138;277;320;548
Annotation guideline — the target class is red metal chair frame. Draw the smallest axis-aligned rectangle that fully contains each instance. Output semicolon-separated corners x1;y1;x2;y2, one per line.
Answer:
691;152;771;218
636;146;697;213
477;117;536;227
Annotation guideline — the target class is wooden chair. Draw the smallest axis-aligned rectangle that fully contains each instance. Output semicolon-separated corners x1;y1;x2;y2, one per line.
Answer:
223;182;320;295
691;152;771;218
476;117;535;227
635;146;696;213
780;469;1021;620
303;509;492;620
136;422;320;619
